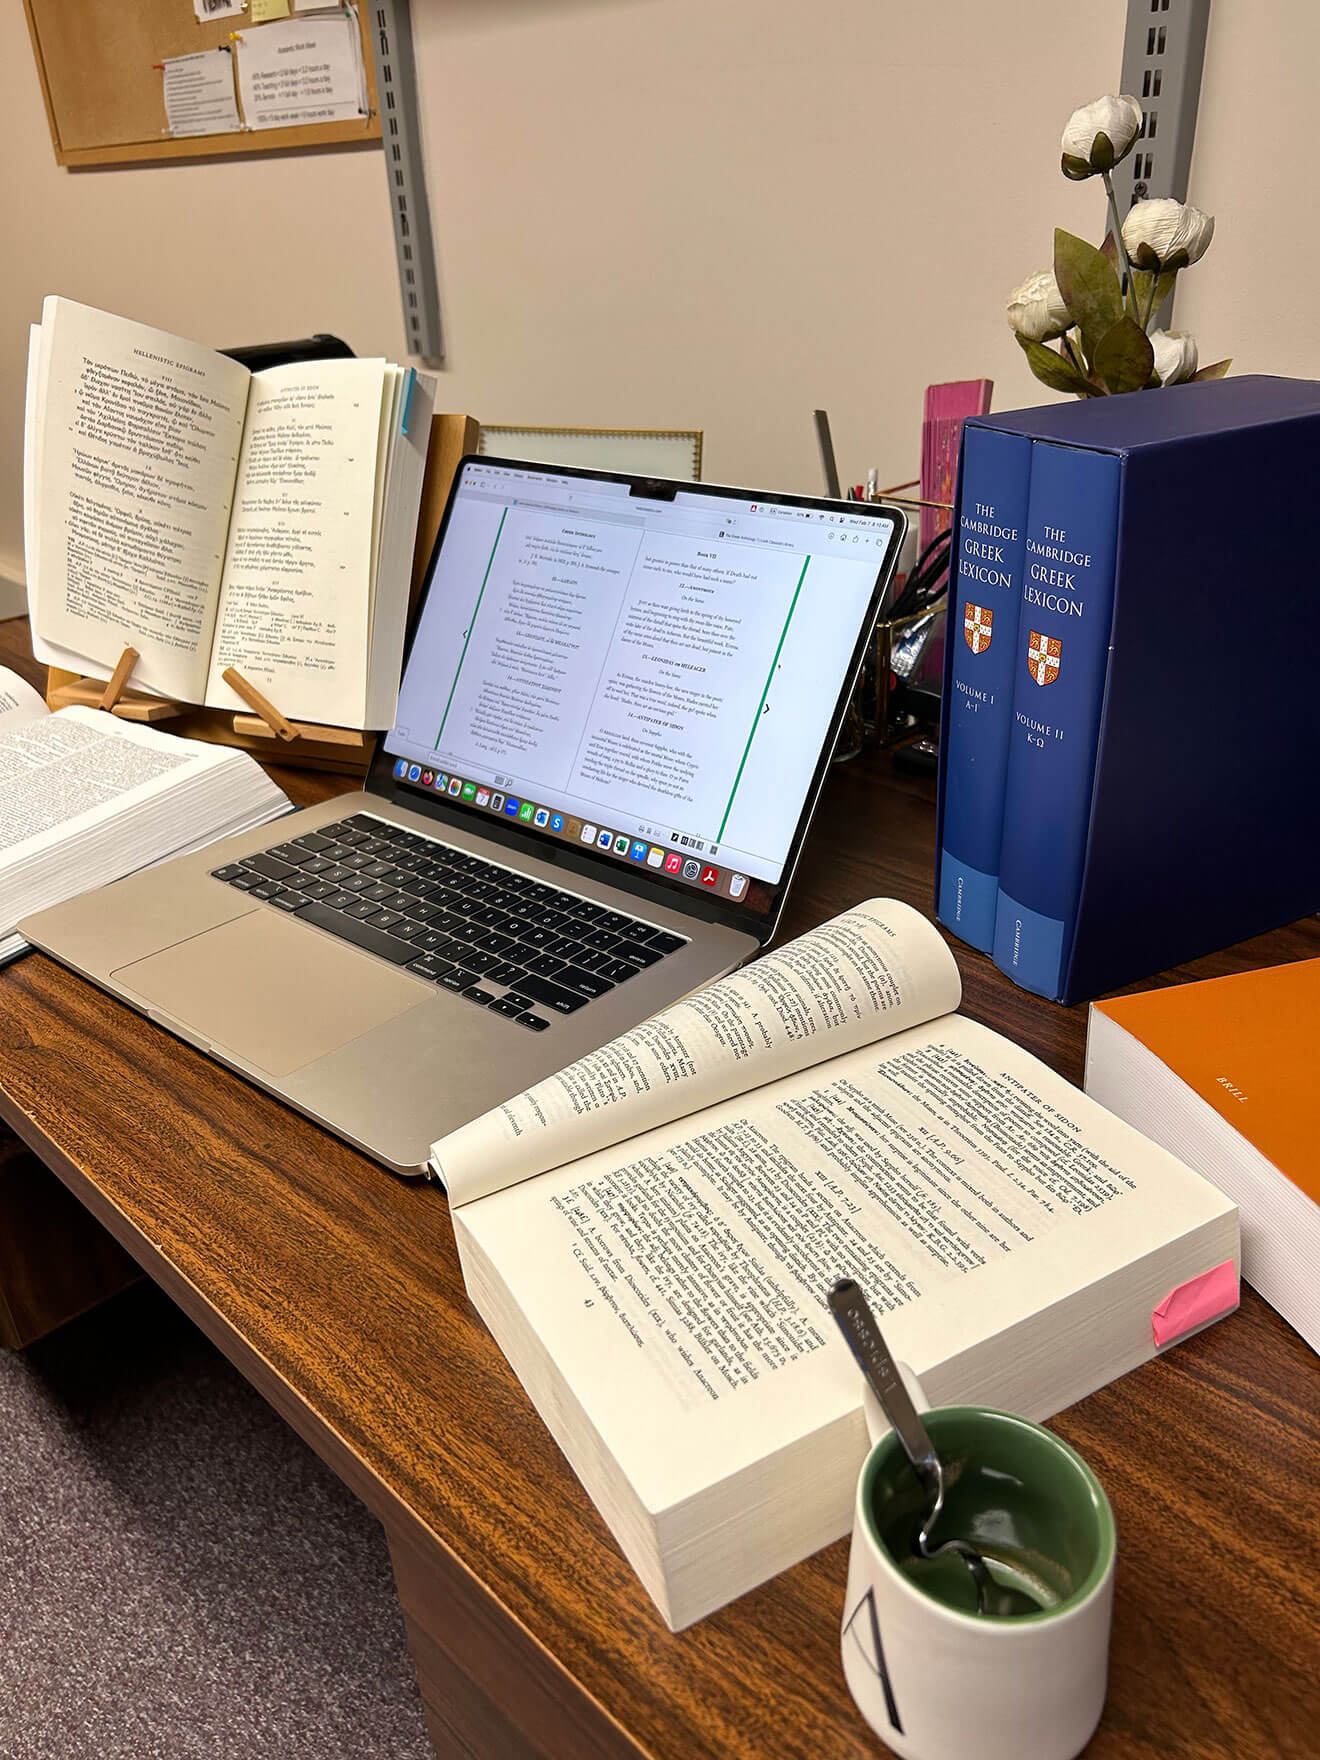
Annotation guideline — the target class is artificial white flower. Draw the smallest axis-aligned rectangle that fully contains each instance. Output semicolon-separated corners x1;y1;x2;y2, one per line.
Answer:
1122;198;1215;270
1061;94;1144;179
1006;270;1071;342
1150;329;1199;384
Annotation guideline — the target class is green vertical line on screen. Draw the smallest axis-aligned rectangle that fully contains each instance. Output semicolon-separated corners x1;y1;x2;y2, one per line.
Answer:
435;507;506;748
718;555;810;840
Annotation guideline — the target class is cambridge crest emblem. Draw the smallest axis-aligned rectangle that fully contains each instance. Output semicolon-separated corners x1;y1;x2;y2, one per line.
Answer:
1027;630;1061;686
963;603;993;654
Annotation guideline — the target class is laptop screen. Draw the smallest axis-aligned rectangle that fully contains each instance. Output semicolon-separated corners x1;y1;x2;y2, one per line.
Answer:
383;459;899;921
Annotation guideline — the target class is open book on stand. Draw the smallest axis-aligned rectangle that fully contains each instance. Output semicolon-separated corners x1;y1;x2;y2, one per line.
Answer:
24;297;436;730
0;665;288;966
432;900;1239;1630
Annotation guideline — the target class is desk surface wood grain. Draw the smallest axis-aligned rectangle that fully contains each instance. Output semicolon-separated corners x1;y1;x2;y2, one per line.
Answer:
2;615;1318;1759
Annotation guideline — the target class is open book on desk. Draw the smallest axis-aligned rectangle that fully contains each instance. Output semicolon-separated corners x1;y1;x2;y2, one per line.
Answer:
0;666;288;966
433;900;1240;1630
24;297;436;729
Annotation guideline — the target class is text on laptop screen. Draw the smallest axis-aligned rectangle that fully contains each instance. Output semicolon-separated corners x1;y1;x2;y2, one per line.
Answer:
385;463;896;908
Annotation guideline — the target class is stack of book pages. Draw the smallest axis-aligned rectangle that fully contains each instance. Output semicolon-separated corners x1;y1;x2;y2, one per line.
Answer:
0;665;288;964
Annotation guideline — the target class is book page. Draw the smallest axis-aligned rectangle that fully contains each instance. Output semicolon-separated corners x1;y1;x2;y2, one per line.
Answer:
22;320;100;685
0;707;234;873
27;298;250;705
454;1010;1236;1516
435;899;962;1205
203;359;390;726
0;667;50;733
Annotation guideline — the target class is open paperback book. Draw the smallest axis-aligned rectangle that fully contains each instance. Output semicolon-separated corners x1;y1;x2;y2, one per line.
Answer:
432;900;1240;1631
24;297;436;729
0;665;288;965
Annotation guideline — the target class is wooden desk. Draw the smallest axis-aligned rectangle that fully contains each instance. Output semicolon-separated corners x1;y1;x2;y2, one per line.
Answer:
2;614;1318;1759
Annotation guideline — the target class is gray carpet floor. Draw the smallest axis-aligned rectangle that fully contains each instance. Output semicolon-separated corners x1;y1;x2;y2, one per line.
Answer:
0;1281;433;1759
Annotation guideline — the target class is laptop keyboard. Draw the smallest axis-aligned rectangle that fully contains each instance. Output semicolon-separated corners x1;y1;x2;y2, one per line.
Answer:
210;812;688;1032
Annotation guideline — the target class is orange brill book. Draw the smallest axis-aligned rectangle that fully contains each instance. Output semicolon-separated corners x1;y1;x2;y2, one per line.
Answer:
1085;958;1320;1352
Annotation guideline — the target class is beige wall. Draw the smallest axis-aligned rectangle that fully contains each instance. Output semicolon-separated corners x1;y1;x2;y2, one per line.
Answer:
1;1;1311;590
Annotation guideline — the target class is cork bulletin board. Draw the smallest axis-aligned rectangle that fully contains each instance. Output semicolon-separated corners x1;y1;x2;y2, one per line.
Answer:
22;0;381;168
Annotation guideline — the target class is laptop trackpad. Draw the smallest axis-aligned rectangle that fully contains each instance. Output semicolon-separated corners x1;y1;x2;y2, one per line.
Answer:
112;909;424;1076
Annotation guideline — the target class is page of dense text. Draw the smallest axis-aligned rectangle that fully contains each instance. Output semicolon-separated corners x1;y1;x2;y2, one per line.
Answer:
435;900;962;1205
203;359;390;726
0;666;49;733
28;298;249;704
0;706;235;886
455;1011;1235;1515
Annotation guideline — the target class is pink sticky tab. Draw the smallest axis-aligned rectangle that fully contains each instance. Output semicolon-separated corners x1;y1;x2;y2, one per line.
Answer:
1152;1260;1239;1347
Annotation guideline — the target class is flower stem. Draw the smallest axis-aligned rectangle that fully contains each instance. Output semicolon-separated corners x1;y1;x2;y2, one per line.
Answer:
1103;170;1132;301
1142;271;1164;332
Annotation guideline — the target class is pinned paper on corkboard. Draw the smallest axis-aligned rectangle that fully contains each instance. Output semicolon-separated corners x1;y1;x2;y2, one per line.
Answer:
234;12;368;129
160;46;241;137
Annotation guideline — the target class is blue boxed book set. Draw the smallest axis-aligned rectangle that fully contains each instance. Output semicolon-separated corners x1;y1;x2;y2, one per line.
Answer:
936;375;1320;1004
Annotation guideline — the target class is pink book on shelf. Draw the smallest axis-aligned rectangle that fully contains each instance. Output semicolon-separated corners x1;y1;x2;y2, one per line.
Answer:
920;379;993;552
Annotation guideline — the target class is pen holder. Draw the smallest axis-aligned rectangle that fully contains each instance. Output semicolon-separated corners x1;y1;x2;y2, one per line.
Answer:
836;604;947;760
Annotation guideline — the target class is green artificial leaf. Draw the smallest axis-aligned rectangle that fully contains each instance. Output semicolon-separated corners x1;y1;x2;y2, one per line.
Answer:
1100;231;1119;265
1093;316;1156;394
1090;130;1115;172
1016;333;1097;397
1126;267;1178;324
1061;151;1094;181
1191;358;1232;381
1054;228;1124;361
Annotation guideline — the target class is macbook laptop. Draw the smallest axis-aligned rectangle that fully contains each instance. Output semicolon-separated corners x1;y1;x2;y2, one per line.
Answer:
20;458;904;1175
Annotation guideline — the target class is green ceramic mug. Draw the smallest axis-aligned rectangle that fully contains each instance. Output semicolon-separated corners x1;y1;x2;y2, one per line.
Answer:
841;1370;1116;1760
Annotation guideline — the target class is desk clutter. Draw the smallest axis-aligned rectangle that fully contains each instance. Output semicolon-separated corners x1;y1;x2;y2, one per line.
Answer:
6;272;1319;1755
936;374;1320;1003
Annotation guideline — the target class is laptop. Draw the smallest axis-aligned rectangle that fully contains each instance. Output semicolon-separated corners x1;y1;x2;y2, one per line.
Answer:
20;458;905;1176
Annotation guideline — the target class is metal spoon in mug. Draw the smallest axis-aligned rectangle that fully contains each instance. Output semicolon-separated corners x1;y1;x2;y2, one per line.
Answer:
828;1277;994;1613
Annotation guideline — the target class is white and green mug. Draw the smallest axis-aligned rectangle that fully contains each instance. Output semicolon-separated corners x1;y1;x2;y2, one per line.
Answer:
841;1370;1116;1760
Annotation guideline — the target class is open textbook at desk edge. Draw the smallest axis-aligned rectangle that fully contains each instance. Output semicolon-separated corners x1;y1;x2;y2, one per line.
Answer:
0;664;289;965
433;899;1240;1630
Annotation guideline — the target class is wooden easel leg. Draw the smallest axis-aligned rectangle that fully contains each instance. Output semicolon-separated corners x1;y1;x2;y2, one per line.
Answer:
222;667;298;742
99;647;139;711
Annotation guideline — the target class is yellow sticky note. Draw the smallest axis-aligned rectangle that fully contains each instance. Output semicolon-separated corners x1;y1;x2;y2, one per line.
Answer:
250;0;291;20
